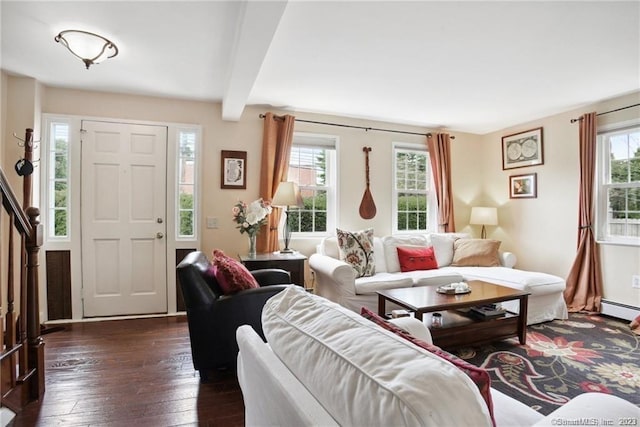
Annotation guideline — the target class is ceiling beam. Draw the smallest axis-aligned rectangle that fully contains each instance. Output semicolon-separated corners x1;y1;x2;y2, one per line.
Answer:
222;1;288;121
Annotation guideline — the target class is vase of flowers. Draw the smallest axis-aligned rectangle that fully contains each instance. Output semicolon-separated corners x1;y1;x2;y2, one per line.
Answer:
232;198;272;258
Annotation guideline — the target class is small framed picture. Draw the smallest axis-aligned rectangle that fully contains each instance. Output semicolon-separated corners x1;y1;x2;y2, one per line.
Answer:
221;150;247;189
510;173;537;199
502;127;543;170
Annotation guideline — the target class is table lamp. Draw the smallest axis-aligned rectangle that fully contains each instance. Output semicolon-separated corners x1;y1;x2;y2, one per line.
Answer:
470;207;498;239
272;181;303;253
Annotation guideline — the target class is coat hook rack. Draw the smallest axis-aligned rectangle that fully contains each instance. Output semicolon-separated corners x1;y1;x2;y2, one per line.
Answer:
13;132;40;148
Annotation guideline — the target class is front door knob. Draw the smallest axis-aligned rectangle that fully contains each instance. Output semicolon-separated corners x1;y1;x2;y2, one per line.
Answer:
156;232;164;239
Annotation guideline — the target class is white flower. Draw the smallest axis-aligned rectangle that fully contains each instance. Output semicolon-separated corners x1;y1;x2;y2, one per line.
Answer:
245;212;259;225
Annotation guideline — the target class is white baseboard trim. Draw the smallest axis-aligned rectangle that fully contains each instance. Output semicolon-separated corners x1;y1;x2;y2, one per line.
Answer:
601;300;640;322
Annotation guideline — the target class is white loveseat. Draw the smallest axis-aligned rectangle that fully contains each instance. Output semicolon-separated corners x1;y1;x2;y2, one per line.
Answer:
237;286;639;426
309;232;568;325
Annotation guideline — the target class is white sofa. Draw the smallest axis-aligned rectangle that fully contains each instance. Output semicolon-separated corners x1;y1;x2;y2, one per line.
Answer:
237;286;639;426
309;232;568;325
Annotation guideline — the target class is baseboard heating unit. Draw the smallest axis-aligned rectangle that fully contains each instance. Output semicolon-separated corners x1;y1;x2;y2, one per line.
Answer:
601;300;640;322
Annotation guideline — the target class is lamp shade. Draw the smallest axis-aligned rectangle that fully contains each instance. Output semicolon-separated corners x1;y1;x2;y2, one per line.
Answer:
272;182;303;208
470;207;498;226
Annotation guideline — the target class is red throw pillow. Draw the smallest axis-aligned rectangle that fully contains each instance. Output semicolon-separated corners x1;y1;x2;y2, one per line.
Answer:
212;249;259;294
396;246;438;272
361;307;496;426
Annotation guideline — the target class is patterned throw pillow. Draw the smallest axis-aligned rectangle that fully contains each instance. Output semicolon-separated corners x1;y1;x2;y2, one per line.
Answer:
336;228;375;278
212;249;259;294
396;246;438;272
361;307;496;426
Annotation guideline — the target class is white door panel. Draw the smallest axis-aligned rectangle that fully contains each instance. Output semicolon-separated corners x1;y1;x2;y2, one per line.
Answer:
81;121;167;317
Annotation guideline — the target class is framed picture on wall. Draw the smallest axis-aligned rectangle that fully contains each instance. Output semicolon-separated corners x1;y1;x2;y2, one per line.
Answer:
221;150;247;189
502;127;544;170
509;173;537;199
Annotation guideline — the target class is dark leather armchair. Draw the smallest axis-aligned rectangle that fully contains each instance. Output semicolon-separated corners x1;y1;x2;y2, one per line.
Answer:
177;251;291;380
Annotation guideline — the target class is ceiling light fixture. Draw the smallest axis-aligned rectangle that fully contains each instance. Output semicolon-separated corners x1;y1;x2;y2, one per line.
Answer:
54;30;118;69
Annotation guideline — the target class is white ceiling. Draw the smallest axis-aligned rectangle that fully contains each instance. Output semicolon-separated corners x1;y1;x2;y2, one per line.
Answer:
1;1;639;134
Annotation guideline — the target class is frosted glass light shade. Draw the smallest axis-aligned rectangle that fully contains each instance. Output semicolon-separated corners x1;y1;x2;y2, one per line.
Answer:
55;30;119;69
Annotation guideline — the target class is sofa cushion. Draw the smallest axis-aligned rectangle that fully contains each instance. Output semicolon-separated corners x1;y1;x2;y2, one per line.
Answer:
402;269;464;287
262;286;492;427
354;273;413;295
397;246;438;272
212;249;259;294
451;239;501;267
382;235;429;273
427;232;470;266
361;307;496;426
336;228;376;278
456;267;566;294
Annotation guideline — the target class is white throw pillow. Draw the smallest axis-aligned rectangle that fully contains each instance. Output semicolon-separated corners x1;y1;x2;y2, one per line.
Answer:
428;232;470;267
382;234;429;273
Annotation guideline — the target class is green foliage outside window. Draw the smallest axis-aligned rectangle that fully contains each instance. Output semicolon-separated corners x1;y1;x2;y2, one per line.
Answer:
179;193;194;236
397;194;428;230
289;191;327;232
609;142;640;220
53;137;69;237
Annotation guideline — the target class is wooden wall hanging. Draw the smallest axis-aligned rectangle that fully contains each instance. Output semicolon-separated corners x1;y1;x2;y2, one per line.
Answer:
359;147;376;219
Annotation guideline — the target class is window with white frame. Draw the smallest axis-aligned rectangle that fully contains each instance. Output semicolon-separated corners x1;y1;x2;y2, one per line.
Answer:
597;124;640;244
177;129;198;238
286;134;337;234
47;121;70;239
393;145;436;233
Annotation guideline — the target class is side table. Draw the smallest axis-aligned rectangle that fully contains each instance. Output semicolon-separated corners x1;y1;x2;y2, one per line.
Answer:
239;252;307;287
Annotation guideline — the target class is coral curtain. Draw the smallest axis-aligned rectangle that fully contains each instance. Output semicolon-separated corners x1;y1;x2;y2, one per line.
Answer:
257;112;295;253
426;132;456;232
564;112;603;313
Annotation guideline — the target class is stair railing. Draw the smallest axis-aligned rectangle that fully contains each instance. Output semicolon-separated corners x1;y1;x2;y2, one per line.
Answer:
0;128;44;412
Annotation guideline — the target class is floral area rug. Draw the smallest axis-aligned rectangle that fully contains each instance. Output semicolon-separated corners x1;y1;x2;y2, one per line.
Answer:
452;313;640;415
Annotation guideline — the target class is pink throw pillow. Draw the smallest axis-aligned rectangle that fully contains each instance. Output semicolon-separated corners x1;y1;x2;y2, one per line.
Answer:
212;249;259;294
361;307;496;426
397;246;438;272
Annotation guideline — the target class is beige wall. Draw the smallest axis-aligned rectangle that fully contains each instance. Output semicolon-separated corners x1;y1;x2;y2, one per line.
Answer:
478;91;640;309
1;73;638;313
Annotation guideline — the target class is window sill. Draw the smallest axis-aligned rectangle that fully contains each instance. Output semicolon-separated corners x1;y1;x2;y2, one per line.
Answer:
596;239;640;248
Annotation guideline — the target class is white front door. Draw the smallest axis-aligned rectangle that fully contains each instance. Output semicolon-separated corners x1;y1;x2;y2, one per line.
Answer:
81;120;168;317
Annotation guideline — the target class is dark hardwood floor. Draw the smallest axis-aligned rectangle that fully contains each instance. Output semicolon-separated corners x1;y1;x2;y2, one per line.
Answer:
12;316;244;426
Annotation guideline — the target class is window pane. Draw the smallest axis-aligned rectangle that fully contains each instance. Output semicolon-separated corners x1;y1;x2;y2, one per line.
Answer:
397;213;407;230
49;122;70;240
599;126;640;242
54;182;67;207
177;130;198;238
54;153;68;178
630;187;640;220
179;188;194;209
180;211;194;236
54;210;67;237
300;211;313;232
288;140;334;234
315;211;327;232
610;159;628;183
395;148;430;232
398;193;408;210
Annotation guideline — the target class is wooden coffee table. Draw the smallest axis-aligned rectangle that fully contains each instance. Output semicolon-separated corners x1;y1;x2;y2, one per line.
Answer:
377;280;530;349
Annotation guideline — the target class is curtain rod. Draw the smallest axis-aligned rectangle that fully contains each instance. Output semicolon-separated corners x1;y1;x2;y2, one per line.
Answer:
570;103;640;123
259;113;455;139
